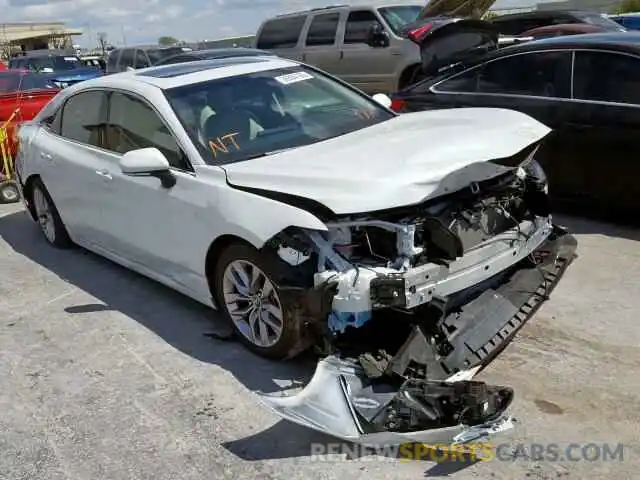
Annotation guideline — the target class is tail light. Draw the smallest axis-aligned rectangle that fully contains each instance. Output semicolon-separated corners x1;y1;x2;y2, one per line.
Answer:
407;22;434;44
390;98;407;112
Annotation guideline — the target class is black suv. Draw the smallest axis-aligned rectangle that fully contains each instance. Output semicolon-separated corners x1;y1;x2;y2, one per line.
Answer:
106;45;194;74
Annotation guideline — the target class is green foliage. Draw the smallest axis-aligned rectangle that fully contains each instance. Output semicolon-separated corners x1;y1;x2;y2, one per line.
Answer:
612;0;640;14
158;36;179;46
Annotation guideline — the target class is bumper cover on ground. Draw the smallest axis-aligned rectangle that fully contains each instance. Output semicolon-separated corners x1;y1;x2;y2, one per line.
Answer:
256;226;577;446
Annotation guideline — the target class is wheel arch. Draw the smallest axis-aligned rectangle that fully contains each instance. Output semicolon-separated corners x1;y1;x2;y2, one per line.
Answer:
398;63;423;90
22;174;41;221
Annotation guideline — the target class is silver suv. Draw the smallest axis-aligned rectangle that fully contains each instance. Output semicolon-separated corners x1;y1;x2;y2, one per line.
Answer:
254;4;424;94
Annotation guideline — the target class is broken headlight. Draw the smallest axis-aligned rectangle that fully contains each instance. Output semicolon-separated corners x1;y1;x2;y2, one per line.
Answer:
518;157;548;194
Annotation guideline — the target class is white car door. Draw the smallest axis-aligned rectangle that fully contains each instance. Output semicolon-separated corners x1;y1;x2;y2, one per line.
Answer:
94;91;215;300
34;90;112;246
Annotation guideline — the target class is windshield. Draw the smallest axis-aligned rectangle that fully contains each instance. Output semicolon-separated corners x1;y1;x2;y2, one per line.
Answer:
27;56;82;72
575;12;625;30
379;5;424;34
164;65;393;165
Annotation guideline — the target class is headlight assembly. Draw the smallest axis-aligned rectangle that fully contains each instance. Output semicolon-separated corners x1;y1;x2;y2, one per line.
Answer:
517;152;548;194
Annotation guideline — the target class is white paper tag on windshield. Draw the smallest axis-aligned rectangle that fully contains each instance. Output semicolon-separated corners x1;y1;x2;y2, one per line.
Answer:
64;57;77;61
275;71;313;85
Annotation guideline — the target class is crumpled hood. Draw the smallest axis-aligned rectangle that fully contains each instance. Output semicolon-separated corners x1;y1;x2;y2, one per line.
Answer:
222;107;551;215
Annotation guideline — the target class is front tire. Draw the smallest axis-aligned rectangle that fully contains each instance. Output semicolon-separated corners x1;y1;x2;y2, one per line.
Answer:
213;242;303;360
30;179;72;248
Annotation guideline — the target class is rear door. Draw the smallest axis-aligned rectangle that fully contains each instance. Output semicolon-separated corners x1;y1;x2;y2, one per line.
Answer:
428;50;573;193
561;49;640;217
334;9;397;93
429;50;572;120
301;11;342;72
33;90;111;245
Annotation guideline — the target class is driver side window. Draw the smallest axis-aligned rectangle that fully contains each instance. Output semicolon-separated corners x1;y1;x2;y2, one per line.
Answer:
105;92;191;171
344;10;383;44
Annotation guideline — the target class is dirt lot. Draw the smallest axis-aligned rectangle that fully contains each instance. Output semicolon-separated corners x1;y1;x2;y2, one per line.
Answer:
0;202;638;480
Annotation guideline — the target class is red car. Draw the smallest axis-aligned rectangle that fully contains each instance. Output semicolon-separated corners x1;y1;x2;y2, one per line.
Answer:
0;70;60;202
520;23;605;39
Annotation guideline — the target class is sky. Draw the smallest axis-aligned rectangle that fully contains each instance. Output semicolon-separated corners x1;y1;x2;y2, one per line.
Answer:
4;0;541;47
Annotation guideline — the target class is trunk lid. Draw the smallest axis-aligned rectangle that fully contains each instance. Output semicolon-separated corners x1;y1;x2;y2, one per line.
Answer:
402;17;499;76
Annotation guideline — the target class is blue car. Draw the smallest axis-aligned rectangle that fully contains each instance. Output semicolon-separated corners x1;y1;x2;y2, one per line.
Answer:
608;13;640;30
8;50;103;87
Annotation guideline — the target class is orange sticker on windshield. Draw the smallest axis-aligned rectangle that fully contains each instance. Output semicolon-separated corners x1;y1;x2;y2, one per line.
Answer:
209;132;241;158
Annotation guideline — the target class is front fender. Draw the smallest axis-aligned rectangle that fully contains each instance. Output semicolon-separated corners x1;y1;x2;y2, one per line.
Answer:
214;183;328;249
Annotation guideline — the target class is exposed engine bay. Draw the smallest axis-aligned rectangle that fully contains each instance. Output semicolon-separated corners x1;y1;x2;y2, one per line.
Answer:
256;150;577;446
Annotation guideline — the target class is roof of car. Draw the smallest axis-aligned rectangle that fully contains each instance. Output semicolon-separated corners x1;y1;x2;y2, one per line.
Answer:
491;9;594;21
496;31;640;54
157;48;275;63
77;55;299;90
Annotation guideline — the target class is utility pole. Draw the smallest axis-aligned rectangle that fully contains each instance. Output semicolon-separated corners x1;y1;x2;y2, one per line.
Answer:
121;24;127;46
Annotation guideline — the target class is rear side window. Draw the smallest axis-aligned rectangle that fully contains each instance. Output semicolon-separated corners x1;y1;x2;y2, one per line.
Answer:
107;50;120;71
134;50;150;68
573;51;640;105
60;91;108;147
257;16;306;49
305;13;340;46
436;51;572;98
344;10;382;44
118;49;135;69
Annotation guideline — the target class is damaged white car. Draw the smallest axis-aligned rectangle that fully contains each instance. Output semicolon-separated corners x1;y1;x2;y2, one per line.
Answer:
15;55;576;447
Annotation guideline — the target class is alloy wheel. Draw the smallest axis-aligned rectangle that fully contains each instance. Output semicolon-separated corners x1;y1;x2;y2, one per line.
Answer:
32;187;56;243
222;259;284;348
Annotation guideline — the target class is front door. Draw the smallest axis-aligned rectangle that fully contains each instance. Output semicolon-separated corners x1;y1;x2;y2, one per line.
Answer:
96;91;213;299
35;90;112;245
334;9;397;93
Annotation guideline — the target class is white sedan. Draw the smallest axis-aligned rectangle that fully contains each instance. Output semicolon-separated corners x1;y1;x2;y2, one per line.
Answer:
15;55;576;445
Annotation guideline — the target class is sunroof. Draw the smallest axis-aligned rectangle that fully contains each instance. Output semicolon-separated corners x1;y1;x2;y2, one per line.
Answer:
137;57;272;79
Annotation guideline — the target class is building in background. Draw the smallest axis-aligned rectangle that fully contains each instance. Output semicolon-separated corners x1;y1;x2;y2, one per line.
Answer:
0;22;83;59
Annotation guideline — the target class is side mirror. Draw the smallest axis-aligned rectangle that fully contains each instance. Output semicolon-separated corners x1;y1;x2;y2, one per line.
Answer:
372;93;392;109
367;24;390;48
119;147;176;188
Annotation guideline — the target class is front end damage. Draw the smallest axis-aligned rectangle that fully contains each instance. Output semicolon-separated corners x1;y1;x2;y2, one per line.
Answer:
256;151;577;446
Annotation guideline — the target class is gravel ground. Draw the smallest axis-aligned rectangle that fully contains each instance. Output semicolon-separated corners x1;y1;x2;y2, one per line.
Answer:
0;202;638;480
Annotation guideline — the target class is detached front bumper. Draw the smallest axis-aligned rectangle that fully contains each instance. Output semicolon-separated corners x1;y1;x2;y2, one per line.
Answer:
257;226;577;446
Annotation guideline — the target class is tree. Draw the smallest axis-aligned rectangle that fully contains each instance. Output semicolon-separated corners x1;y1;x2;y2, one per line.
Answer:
97;32;108;56
612;0;640;14
158;36;179;46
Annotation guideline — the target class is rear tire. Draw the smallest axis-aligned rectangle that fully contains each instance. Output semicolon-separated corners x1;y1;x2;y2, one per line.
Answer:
212;242;303;360
0;181;20;204
30;179;72;248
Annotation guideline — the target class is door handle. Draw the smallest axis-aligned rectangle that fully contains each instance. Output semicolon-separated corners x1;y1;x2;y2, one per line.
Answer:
40;152;53;161
95;169;112;180
339;51;344;60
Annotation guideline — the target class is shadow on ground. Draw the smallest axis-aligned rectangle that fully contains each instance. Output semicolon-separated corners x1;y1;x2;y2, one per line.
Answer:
553;213;640;242
0;209;478;475
0;210;331;456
